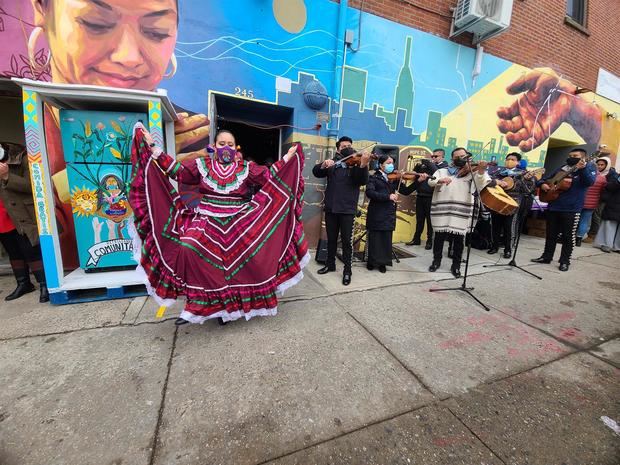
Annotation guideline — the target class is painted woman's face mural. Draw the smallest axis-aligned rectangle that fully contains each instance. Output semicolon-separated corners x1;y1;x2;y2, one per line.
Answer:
31;0;178;90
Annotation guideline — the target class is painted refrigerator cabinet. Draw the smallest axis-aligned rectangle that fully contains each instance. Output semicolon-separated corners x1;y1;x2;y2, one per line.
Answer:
60;110;146;272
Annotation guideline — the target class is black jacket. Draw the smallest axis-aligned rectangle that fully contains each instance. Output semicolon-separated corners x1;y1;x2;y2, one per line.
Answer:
313;162;369;214
601;169;620;222
365;171;398;231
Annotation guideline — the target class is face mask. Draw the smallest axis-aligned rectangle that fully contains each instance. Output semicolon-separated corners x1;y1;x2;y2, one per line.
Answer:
505;159;518;169
566;157;580;166
0;146;5;162
338;147;356;159
216;145;236;164
453;157;467;168
383;163;394;174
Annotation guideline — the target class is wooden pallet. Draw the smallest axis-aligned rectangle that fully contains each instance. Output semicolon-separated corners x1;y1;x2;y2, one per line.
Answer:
49;284;147;305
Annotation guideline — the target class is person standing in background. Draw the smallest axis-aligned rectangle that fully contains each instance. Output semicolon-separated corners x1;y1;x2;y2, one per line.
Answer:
0;143;48;303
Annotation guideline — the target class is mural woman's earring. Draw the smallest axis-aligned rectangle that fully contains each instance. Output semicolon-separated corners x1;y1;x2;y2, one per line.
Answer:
163;53;177;79
28;26;51;72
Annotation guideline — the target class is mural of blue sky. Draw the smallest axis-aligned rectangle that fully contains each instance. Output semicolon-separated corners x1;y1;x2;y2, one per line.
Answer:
167;0;513;139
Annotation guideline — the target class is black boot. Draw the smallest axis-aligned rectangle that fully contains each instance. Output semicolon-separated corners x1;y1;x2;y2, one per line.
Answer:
406;237;421;246
575;237;582;247
5;265;35;301
32;269;49;303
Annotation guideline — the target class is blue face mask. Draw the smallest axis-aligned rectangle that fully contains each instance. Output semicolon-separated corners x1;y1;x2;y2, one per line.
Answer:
383;163;394;174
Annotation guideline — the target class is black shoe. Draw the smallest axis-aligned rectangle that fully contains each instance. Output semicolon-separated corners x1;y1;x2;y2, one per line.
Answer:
5;281;36;301
425;242;433;250
503;249;512;259
428;261;441;272
342;272;351;286
559;263;569;272
450;265;461;278
406;238;421;246
174;318;189;326
378;265;386;273
487;247;498;255
317;265;336;275
575;237;582;247
366;263;374;271
218;317;228;325
39;285;49;303
530;256;551;264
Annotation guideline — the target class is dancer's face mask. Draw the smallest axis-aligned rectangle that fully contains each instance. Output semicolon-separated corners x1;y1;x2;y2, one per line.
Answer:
216;146;236;164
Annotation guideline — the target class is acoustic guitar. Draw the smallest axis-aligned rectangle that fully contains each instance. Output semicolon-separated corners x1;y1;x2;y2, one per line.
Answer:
500;168;546;191
539;155;596;203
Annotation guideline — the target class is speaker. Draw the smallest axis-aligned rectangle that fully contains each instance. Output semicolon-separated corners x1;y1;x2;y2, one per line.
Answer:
371;144;399;170
315;238;328;264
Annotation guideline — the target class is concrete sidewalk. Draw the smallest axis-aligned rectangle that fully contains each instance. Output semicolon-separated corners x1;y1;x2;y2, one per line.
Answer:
0;236;618;465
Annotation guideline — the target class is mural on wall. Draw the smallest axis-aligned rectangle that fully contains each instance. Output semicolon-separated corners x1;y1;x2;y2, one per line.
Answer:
2;0;619;250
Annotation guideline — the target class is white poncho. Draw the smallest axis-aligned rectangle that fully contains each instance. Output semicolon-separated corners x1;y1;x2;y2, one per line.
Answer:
428;168;491;236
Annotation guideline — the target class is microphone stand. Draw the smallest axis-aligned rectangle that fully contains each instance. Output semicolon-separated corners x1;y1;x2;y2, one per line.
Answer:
430;159;491;312
483;175;542;280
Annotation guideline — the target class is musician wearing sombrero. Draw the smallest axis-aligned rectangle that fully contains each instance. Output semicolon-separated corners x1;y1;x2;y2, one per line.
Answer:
427;148;492;278
313;136;370;286
531;148;596;272
487;152;535;259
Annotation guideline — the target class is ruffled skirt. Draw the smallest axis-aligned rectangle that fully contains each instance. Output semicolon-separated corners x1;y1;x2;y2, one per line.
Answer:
129;141;309;323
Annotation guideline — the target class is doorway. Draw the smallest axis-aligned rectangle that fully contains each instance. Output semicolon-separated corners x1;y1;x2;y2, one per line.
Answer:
211;93;294;166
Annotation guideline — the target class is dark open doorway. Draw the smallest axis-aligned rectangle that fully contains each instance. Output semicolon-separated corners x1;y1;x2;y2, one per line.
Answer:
211;94;294;166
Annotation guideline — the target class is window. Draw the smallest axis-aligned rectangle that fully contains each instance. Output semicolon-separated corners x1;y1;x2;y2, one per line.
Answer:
566;0;587;26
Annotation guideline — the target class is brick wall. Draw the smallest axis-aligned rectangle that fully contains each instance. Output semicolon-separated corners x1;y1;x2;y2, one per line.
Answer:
343;0;620;90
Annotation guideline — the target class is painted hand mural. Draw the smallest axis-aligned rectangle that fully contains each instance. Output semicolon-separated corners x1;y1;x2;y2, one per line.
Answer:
497;68;602;152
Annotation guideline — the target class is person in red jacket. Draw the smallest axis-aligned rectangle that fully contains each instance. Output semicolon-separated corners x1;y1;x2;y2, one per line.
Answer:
576;157;610;246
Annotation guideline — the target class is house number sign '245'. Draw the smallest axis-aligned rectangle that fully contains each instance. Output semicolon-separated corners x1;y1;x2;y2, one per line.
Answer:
234;88;255;98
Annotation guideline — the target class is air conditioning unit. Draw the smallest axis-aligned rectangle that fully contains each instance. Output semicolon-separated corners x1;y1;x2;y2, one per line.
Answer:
452;0;514;43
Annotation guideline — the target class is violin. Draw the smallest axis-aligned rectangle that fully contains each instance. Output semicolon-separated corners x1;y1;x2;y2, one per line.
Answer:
340;152;378;167
387;170;426;181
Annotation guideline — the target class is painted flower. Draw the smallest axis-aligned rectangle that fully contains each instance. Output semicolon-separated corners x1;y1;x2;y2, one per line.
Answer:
84;120;92;137
110;148;123;159
110;120;126;135
118;116;126;122
107;133;116;140
96;122;105;130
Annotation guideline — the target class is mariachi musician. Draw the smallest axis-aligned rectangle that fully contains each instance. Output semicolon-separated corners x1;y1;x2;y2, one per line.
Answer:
427;148;492;278
312;136;370;286
487;152;536;259
531;148;596;272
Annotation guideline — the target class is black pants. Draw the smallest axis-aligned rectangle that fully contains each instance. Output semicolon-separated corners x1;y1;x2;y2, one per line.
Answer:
325;212;354;272
543;211;579;265
413;196;433;243
0;229;44;281
433;232;464;267
491;211;514;251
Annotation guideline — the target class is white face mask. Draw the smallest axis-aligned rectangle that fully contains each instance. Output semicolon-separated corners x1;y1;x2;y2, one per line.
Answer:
0;146;5;162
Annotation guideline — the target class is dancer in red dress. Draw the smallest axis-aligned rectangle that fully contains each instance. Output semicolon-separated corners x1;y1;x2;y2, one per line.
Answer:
129;125;309;325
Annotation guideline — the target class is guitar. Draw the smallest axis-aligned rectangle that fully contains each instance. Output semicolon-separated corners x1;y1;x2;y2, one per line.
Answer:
539;155;596;203
500;168;546;191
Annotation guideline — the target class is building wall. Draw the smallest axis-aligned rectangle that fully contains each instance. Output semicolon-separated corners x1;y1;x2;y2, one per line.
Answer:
346;0;620;91
1;0;619;249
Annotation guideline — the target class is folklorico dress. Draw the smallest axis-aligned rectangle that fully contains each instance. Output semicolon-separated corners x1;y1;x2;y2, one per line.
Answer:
128;126;309;323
